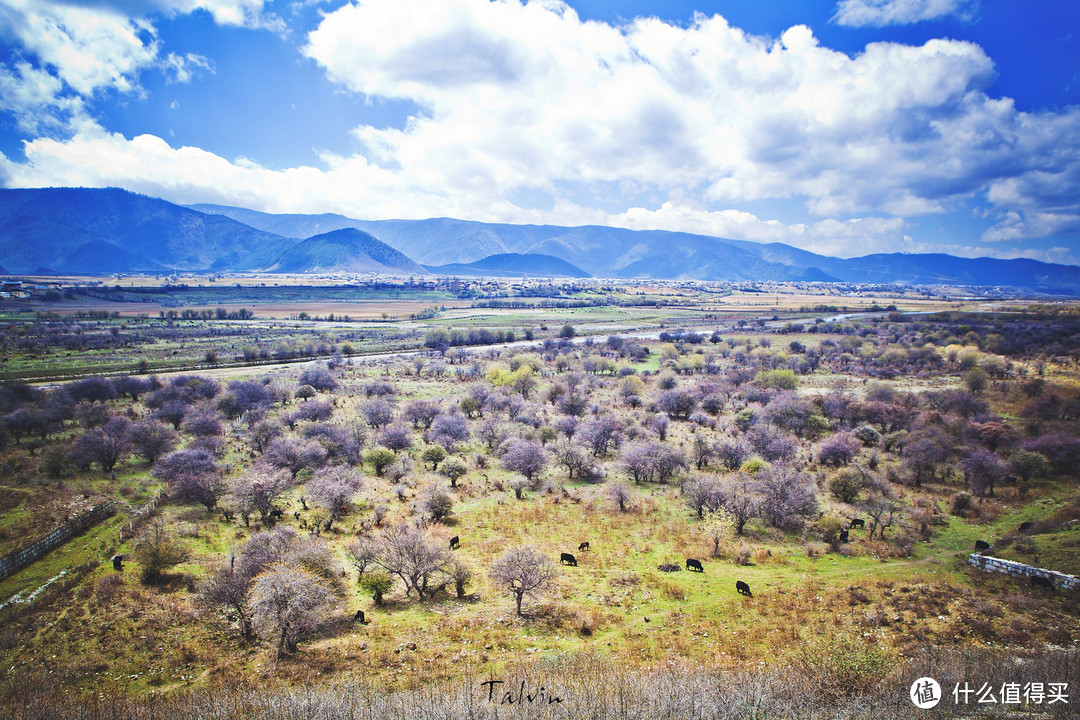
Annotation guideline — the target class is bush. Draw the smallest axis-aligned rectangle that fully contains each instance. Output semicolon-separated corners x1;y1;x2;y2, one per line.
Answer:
950;491;974;516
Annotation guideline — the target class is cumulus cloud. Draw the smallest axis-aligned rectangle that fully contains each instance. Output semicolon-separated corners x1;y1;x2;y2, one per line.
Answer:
161;52;214;84
833;0;977;28
299;0;1079;231
39;0;278;28
0;0;277;130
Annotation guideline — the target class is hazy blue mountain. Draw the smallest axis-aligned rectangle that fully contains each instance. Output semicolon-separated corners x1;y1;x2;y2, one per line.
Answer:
426;253;592;278
195;203;1080;289
0;188;295;273
268;228;426;274
2;189;1077;288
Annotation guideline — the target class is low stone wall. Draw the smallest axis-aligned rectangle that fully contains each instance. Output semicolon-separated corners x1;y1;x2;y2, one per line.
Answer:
0;501;115;582
968;553;1079;591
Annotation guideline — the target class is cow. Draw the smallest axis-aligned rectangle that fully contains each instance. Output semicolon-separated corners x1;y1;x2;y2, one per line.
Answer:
269;508;284;519
449;535;460;550
1030;576;1055;590
354;610;370;624
578;541;590;551
112;555;124;571
974;540;991;552
686;558;704;572
736;580;752;597
839;529;849;543
849;518;865;529
294;511;301;521
560;553;578;566
1018;521;1035;533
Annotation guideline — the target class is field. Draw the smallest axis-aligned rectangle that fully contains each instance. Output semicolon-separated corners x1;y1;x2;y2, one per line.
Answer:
0;279;1078;718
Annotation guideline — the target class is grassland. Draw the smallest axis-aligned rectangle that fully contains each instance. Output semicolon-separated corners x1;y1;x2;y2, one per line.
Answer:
0;282;1078;718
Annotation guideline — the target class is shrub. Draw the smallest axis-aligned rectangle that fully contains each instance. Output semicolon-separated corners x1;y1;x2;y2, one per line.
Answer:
949;491;973;516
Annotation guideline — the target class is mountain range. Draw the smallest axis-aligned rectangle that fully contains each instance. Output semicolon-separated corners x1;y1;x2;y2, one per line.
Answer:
0;187;1077;291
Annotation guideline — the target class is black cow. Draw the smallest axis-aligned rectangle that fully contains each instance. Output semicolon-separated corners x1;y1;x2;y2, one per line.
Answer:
560;552;577;566
354;610;370;624
736;580;752;597
686;558;704;572
112;555;124;571
578;541;590;551
849;518;865;529
269;508;284;519
449;535;460;550
1030;576;1055;590
294;511;301;521
1018;521;1034;533
974;540;991;552
839;529;849;543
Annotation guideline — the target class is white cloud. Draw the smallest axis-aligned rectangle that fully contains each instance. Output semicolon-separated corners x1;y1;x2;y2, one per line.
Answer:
833;0;977;28
0;0;158;97
46;0;278;28
161;52;214;83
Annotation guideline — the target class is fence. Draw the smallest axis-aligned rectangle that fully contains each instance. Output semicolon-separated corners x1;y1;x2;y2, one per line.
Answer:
118;492;164;543
968;553;1079;591
0;501;115;582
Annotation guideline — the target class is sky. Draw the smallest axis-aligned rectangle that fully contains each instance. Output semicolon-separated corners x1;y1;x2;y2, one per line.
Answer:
0;0;1078;264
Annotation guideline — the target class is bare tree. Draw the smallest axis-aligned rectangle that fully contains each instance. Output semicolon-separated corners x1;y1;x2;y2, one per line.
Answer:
501;439;547;484
607;481;633;512
248;562;334;656
489;546;557;616
134;519;189;585
198;562;255;640
128;420;178;464
754;464;817;528
229;467;293;525
683;475;722;519
306;465;362;532
719;475;761;535
70;417;131;473
371;524;452;600
263;436;328;479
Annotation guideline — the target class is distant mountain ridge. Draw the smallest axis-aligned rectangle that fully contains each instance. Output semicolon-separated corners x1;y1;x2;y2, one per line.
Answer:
0;188;295;273
0;188;1075;290
269;228;426;274
193;201;1080;290
426;253;591;278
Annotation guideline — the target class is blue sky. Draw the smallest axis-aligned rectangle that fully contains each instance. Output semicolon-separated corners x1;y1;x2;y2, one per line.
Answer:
0;0;1078;264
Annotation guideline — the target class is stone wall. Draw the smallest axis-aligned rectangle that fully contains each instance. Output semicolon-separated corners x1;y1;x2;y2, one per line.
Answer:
0;501;115;582
968;553;1079;591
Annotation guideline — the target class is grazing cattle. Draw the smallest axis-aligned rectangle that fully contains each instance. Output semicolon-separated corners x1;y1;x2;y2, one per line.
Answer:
839;529;849;543
974;540;991;552
449;535;460;550
354;610;370;624
294;511;301;521
578;541;590;551
736;580;752;597
1030;576;1055;590
560;552;578;566
849;518;865;529
112;555;123;571
686;558;704;572
1018;521;1034;533
269;508;284;519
